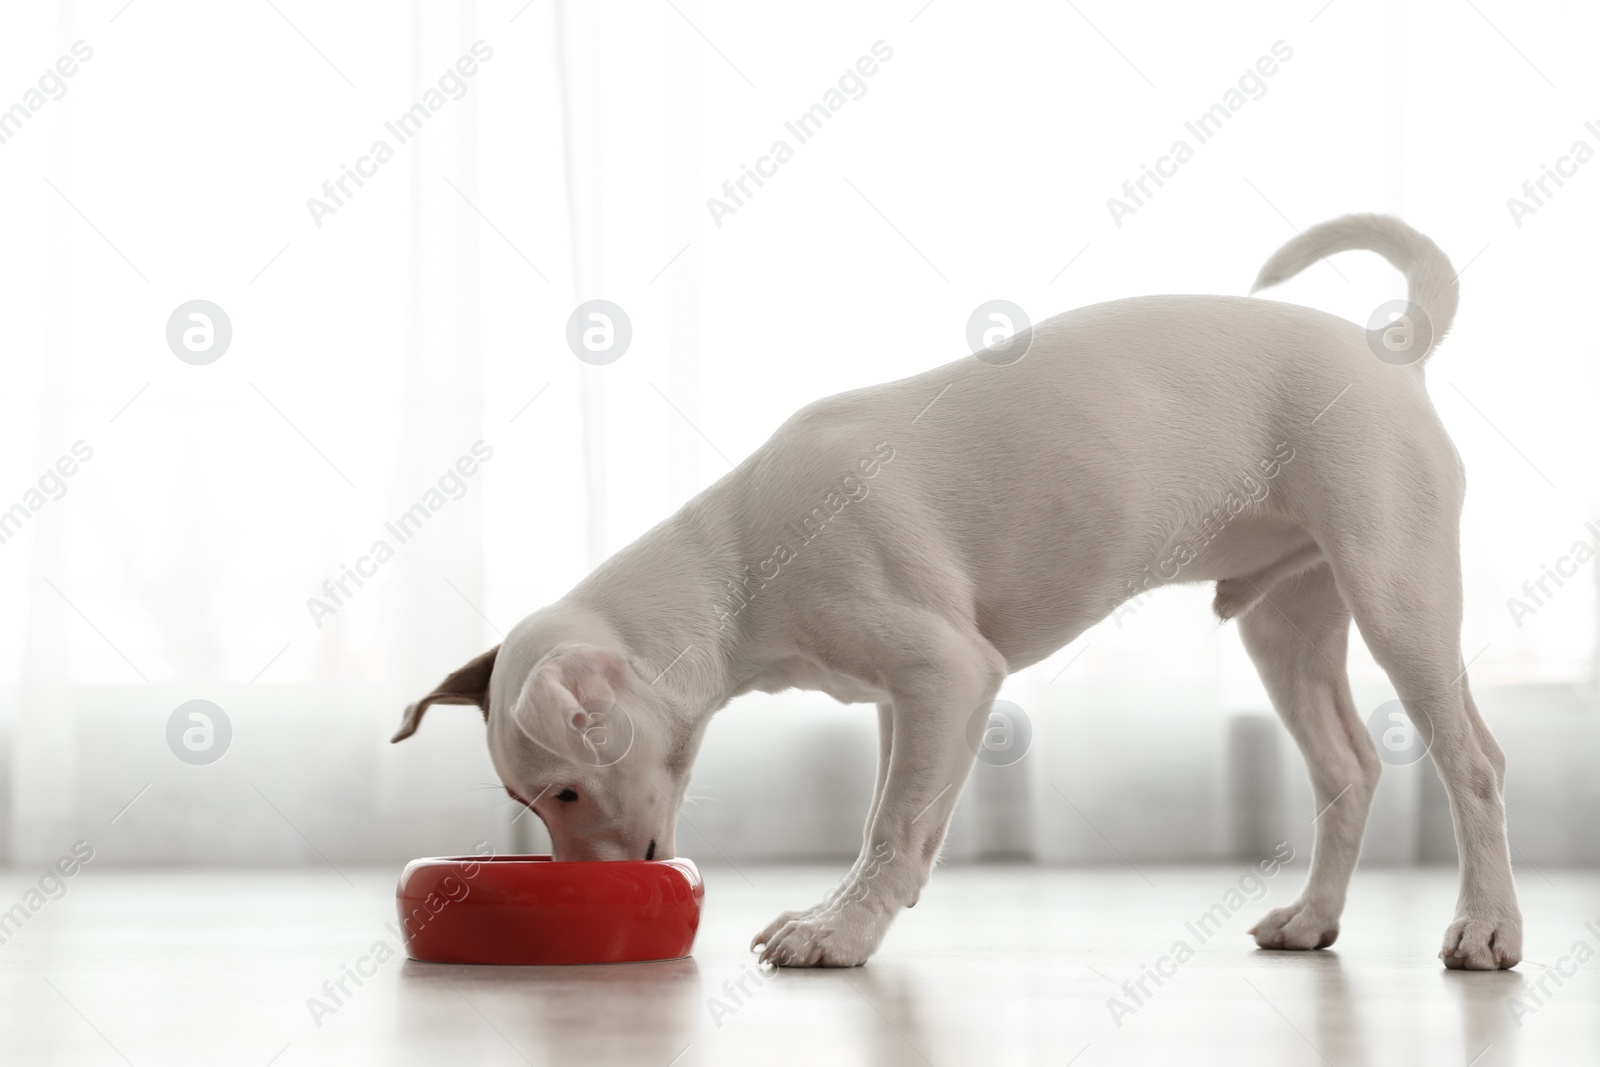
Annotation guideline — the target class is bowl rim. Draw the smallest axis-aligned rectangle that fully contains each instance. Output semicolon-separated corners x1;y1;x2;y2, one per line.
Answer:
401;854;701;874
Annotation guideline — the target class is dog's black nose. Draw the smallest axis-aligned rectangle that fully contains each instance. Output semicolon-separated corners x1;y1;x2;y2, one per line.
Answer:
645;839;656;861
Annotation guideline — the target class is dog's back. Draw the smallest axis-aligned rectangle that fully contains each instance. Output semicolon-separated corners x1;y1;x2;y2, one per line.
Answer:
737;216;1460;665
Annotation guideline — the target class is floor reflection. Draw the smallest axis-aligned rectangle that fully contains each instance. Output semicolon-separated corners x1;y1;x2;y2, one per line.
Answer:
397;956;701;1063
1296;950;1527;1066
1302;953;1370;1066
846;965;936;1066
1446;967;1523;1067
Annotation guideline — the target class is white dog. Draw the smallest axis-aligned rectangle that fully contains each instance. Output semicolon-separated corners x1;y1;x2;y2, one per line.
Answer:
394;214;1522;970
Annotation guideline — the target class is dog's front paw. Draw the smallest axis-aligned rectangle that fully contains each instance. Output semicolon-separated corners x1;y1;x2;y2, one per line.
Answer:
749;907;825;953
1440;913;1522;970
1249;900;1339;950
752;906;887;968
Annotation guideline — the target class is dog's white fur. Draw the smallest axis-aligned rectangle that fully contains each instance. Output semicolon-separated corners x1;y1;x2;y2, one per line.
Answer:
395;214;1522;970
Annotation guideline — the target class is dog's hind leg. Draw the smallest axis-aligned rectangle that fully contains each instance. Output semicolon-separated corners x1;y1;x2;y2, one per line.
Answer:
1238;563;1379;951
1325;514;1522;969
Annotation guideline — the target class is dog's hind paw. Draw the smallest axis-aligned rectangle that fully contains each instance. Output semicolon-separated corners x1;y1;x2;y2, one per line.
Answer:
1249;901;1339;951
1440;914;1522;970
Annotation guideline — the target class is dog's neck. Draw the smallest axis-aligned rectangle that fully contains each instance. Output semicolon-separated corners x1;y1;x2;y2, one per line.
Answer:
562;500;751;725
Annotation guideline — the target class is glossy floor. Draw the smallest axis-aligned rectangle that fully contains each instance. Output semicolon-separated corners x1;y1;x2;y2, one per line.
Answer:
0;863;1595;1066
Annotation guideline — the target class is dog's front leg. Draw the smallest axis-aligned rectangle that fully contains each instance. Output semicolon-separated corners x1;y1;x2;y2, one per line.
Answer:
754;643;1004;967
750;703;896;949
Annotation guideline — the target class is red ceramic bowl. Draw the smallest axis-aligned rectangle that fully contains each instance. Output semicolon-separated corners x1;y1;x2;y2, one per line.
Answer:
396;854;703;965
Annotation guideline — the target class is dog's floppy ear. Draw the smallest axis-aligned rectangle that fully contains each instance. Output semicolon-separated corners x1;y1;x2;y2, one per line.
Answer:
511;643;635;767
391;645;500;742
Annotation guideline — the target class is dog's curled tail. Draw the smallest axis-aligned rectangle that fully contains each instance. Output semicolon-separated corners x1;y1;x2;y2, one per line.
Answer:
1250;213;1459;362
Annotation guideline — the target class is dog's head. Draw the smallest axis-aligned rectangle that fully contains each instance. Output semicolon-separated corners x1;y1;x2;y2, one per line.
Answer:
392;625;691;862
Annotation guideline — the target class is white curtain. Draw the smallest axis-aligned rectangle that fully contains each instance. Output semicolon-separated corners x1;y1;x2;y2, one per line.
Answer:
2;0;1597;868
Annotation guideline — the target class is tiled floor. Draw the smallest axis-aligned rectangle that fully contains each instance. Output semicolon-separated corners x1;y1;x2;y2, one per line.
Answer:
0;862;1595;1065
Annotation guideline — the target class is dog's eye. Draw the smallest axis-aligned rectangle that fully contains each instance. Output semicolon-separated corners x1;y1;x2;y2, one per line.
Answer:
556;788;579;802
